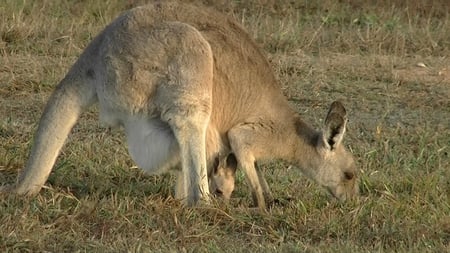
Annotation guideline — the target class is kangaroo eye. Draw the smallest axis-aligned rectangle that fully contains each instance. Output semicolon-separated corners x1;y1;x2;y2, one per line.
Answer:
344;171;354;180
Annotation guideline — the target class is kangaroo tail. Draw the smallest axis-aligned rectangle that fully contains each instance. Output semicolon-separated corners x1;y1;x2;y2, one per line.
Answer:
9;75;96;196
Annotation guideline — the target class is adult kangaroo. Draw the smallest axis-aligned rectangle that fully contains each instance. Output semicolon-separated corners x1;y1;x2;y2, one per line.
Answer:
1;2;358;208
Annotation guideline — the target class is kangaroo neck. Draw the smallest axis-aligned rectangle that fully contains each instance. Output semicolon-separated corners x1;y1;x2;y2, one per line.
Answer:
287;116;321;171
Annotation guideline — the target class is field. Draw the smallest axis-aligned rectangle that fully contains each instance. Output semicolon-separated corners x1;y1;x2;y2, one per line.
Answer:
0;0;449;252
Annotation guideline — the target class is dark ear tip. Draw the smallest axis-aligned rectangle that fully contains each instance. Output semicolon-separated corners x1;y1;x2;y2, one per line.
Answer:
327;101;347;121
331;100;343;106
330;100;346;112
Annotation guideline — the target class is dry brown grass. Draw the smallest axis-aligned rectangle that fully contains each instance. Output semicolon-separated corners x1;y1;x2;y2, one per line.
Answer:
1;0;449;252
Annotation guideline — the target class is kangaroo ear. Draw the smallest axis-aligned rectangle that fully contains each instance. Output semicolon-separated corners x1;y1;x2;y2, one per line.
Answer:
224;153;238;175
323;101;348;150
214;153;238;175
212;156;220;174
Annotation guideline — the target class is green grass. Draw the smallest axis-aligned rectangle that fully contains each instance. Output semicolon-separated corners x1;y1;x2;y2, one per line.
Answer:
1;0;449;252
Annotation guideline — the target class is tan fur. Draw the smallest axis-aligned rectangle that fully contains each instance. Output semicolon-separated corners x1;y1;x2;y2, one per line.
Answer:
209;153;237;201
2;2;358;208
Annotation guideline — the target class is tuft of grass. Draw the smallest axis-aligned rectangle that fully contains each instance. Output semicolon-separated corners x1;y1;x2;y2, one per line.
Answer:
1;0;449;252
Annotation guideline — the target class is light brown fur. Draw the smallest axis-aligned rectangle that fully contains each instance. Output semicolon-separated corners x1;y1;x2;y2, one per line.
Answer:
209;153;238;201
1;2;358;208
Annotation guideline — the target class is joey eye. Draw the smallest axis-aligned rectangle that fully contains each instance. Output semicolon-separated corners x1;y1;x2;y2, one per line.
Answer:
343;171;354;180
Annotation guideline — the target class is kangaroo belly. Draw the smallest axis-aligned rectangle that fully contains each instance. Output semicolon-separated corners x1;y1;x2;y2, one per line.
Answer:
124;117;180;174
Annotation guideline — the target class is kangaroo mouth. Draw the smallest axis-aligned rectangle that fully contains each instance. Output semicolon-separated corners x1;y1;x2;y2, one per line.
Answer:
326;185;358;201
326;187;341;200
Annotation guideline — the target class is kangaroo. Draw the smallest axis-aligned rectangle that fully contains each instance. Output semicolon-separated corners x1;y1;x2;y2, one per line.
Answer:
209;152;238;200
1;2;358;208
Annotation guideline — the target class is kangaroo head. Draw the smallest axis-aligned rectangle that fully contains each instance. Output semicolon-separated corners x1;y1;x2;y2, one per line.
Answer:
209;153;237;200
313;101;359;200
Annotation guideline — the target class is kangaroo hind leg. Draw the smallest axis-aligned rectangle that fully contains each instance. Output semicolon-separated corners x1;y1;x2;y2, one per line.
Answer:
158;24;214;206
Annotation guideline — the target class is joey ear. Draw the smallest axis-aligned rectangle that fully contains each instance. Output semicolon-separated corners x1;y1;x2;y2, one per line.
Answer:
214;153;238;175
225;153;238;175
212;156;220;173
323;101;348;150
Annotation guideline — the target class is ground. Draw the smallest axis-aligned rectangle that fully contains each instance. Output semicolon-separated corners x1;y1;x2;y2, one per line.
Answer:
0;0;449;252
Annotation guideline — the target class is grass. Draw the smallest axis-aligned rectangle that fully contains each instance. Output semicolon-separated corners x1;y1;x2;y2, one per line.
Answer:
1;0;449;252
